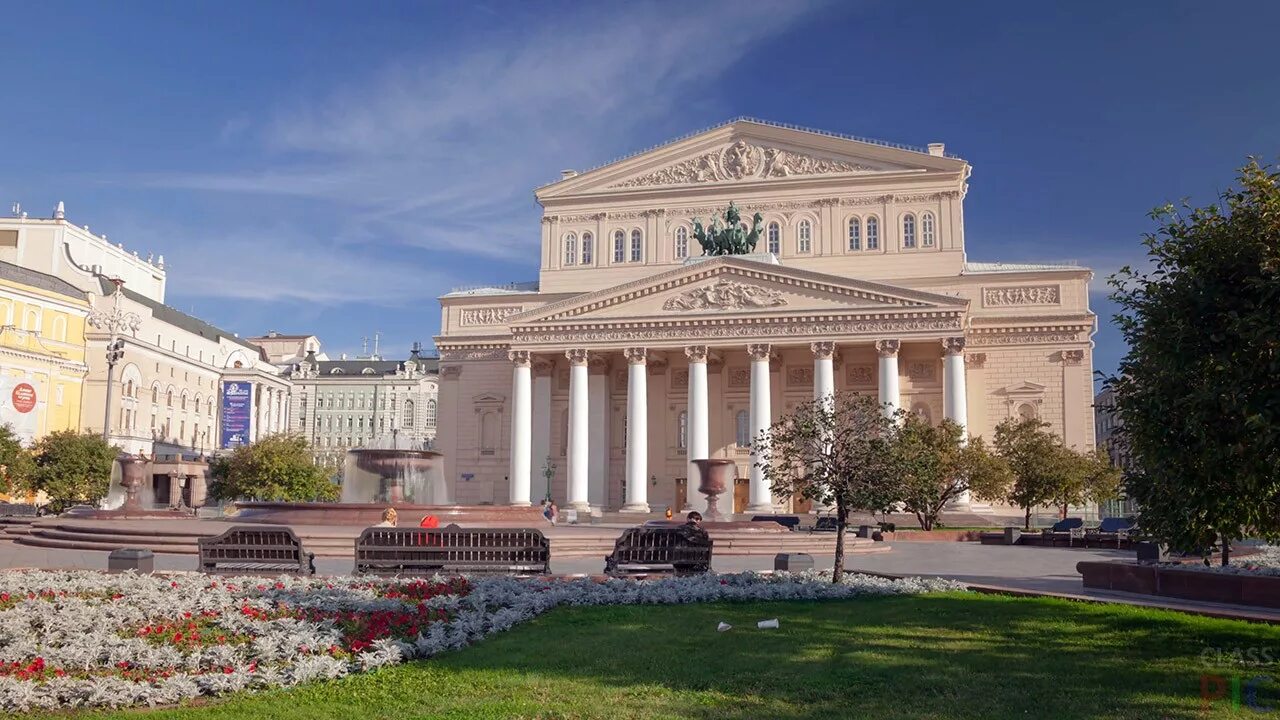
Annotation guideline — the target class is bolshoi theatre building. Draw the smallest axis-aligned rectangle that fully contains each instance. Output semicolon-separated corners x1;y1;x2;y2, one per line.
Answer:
434;119;1096;516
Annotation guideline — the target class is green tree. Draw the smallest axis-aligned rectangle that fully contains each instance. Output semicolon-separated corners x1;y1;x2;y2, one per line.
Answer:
208;433;338;502
895;416;1009;530
991;418;1072;529
29;431;118;512
1048;447;1122;520
756;392;903;581
0;424;34;498
1109;160;1280;564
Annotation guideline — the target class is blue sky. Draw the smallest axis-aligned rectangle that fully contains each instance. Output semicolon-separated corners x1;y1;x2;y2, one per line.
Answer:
1;1;1276;383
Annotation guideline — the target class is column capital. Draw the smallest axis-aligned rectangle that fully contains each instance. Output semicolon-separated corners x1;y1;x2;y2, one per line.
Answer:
565;348;589;366
684;345;709;363
508;350;532;367
1062;349;1085;366
624;347;647;365
941;337;966;356
810;341;836;360
875;339;901;357
747;343;772;361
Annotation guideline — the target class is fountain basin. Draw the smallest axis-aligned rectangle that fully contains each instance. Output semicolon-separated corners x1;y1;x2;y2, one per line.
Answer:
231;501;546;526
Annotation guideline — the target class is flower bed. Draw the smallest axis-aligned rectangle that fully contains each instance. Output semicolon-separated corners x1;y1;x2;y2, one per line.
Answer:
0;570;963;711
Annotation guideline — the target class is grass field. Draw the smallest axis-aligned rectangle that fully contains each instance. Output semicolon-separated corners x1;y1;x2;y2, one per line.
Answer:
53;592;1279;720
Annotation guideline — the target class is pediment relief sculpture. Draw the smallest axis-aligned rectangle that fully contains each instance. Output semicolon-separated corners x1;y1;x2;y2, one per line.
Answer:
613;139;877;188
661;278;788;312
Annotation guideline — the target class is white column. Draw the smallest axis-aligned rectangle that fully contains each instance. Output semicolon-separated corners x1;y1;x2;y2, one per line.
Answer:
530;360;552;504
622;347;650;512
875;339;901;419
685;345;709;467
507;351;532;506
812;342;835;408
587;360;609;509
747;343;773;513
565;349;591;511
944;337;972;508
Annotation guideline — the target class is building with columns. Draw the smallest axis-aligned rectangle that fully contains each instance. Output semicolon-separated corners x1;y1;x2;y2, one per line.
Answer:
434;119;1096;514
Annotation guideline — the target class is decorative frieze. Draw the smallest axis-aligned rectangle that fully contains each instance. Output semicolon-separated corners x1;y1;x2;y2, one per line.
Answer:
846;365;874;385
786;366;814;387
969;331;1082;346
439;348;509;361
672;369;689;389
982;286;1060;307
1062;349;1085;366
662;278;788;311
906;361;937;381
514;316;961;345
728;368;751;388
460;306;523;326
611;140;877;188
441;366;462;379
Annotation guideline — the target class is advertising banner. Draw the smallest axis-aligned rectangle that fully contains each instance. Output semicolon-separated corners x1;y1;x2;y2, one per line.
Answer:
220;381;253;449
0;376;40;444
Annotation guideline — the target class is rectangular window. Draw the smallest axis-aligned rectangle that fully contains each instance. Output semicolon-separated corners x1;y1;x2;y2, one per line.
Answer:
0;230;17;248
629;231;642;262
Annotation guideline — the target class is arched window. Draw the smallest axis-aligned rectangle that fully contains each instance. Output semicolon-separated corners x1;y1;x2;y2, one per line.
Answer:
51;316;66;342
797;220;812;253
866;216;880;250
180;392;187;411
629;229;642;262
166;389;173;407
403;399;415;428
208;399;214;417
677;410;688;449
1018;403;1038;421
921;212;935;247
675;227;689;259
735;410;751;448
425;399;437;427
902;213;917;249
613;230;625;263
767;222;780;255
151;385;160;404
0;300;11;326
563;233;577;266
581;232;593;264
847;217;861;251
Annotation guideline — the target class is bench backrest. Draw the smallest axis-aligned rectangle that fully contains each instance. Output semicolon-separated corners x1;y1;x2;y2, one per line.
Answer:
1050;517;1084;532
610;526;713;565
197;525;311;570
355;526;549;569
1096;517;1134;533
0;503;37;517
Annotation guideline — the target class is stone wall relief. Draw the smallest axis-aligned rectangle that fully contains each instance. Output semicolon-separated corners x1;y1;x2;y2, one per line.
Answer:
846;364;875;386
459;306;523;326
982;285;1061;307
612;140;879;188
662;278;788;311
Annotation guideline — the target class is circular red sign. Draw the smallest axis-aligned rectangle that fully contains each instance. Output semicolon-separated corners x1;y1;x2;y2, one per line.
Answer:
11;383;36;414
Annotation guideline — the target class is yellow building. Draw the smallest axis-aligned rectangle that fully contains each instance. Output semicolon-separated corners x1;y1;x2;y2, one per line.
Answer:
0;260;89;446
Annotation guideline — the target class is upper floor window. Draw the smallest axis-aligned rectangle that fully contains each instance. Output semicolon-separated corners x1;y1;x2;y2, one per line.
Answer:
563;233;577;266
581;231;593;264
735;410;751;448
425;399;437;427
902;213;917;249
866;216;880;250
677;410;688;449
847;217;861;251
402;399;415;428
921;212;935;247
630;229;642;262
797;219;812;254
674;227;689;259
767;222;780;255
613;230;625;263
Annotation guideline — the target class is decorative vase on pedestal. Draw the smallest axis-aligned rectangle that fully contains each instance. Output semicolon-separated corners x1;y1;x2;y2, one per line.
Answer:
117;454;148;513
691;459;737;521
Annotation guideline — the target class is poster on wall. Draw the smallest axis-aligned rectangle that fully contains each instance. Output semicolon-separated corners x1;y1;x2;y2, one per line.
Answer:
0;377;39;444
220;381;252;449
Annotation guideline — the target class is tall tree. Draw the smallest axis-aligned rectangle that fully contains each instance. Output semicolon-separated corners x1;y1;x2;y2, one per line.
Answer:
208;433;339;503
756;391;902;581
991;418;1073;529
1110;161;1280;564
895;416;1009;530
29;431;118;513
0;424;33;499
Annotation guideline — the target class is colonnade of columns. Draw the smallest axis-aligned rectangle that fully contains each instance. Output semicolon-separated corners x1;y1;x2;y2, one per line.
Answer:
506;337;969;512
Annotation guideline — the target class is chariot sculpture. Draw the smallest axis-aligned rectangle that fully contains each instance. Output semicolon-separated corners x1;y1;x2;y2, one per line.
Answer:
692;202;765;256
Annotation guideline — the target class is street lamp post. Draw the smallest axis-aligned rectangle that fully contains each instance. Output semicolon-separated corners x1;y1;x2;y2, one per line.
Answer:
87;278;141;443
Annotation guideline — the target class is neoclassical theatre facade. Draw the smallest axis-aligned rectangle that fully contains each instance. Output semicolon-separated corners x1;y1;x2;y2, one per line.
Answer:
434;119;1095;515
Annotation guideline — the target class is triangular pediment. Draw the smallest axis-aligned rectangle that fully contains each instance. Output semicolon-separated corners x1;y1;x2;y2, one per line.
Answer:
507;257;968;326
1000;381;1047;396
537;119;966;198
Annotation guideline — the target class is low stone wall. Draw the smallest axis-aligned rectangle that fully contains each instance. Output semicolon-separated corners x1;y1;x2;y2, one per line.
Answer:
888;530;983;543
1078;561;1280;609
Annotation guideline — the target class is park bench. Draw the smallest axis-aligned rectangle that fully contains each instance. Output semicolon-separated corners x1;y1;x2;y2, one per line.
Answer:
197;525;316;575
354;525;549;577
1086;517;1136;549
811;516;838;532
1036;517;1084;547
604;525;713;576
0;503;38;517
751;515;800;531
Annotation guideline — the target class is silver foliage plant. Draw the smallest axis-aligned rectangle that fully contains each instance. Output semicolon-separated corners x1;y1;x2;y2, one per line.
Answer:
0;569;964;711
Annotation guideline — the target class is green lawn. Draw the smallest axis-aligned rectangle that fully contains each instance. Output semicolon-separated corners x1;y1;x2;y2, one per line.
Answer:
53;593;1280;719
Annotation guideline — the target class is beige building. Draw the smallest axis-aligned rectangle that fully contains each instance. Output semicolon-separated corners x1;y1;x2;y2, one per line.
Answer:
434;120;1097;515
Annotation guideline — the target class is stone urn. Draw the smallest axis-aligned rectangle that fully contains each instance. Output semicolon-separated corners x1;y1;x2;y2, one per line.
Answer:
117;454;149;513
691;458;737;521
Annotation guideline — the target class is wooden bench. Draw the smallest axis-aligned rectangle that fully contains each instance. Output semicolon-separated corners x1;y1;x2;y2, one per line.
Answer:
354;525;549;576
604;525;713;576
0;502;38;517
197;525;316;575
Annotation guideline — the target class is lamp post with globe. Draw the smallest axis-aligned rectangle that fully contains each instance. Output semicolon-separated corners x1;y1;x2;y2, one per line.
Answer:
87;278;141;443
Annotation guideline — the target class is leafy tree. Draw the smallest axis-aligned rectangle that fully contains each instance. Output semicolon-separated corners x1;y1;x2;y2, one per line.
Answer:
0;424;34;499
208;433;338;502
1048;447;1122;520
1109;160;1280;564
29;431;118;513
991;418;1073;529
894;416;1009;530
756;392;902;581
